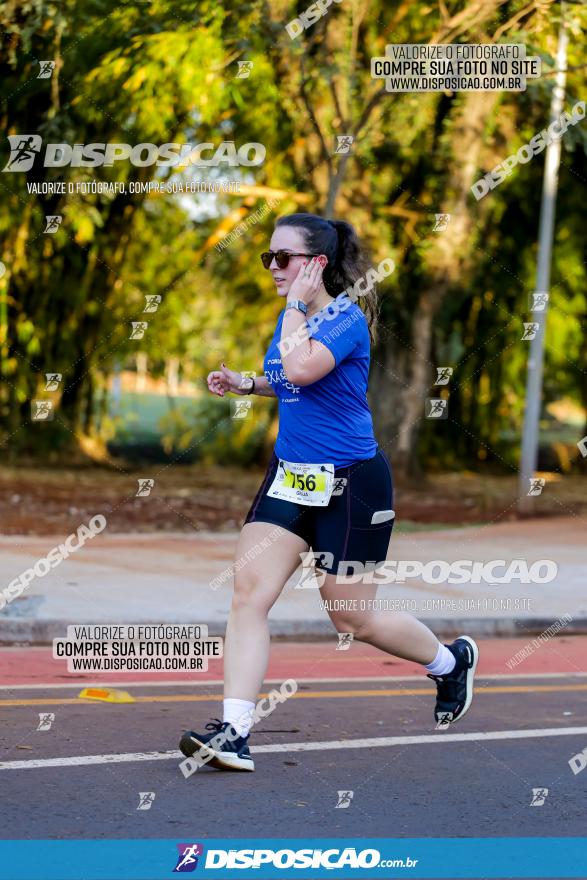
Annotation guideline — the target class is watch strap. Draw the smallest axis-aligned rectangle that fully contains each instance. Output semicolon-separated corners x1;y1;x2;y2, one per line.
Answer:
285;300;308;316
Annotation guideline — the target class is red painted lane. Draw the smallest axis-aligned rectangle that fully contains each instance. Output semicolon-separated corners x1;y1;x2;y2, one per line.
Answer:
0;637;585;687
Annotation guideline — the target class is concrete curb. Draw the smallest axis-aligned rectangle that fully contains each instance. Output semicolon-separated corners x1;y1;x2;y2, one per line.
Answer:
1;617;585;646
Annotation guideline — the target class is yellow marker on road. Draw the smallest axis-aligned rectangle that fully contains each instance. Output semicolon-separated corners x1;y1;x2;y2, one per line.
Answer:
2;682;587;708
78;687;135;704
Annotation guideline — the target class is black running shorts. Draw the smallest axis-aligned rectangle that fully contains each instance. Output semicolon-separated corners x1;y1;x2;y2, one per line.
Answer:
244;448;394;574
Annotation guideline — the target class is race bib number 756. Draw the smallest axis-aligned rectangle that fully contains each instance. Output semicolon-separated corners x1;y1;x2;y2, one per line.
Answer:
267;459;335;506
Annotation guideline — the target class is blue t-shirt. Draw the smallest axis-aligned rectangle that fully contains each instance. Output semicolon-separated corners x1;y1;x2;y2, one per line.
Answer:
263;293;378;468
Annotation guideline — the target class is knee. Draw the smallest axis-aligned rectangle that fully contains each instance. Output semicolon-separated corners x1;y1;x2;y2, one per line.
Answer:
231;570;269;615
328;611;374;643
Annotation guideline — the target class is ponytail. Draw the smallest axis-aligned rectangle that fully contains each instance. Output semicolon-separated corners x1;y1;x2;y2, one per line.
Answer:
275;213;379;343
326;220;378;344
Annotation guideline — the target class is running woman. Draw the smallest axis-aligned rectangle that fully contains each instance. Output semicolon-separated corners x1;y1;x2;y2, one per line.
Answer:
180;213;478;771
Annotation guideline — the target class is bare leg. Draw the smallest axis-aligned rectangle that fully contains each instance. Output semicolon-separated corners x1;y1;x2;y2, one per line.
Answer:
319;573;439;664
224;522;308;701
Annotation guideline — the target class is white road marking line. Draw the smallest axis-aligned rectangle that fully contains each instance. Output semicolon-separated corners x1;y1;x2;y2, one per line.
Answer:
2;726;587;771
1;671;585;690
0;751;182;770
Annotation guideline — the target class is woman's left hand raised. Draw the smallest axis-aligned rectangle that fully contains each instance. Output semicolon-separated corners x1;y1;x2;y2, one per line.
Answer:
286;256;326;306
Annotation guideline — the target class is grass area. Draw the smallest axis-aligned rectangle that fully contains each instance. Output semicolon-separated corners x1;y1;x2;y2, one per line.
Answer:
107;391;195;442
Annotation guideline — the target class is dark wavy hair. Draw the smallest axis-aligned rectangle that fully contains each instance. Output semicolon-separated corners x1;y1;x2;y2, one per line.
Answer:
275;213;379;343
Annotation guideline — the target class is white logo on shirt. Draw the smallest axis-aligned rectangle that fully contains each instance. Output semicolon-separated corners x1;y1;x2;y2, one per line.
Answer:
265;368;300;394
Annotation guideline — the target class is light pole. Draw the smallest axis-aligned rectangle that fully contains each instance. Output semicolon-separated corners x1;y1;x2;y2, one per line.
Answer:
518;14;569;513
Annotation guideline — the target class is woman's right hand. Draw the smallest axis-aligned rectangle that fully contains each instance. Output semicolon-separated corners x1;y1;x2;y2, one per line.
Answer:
206;363;248;397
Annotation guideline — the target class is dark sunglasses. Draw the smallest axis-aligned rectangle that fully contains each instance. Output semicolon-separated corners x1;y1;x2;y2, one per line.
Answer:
260;250;318;270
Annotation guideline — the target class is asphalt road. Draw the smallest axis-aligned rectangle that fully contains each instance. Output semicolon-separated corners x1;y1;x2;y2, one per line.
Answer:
1;640;586;879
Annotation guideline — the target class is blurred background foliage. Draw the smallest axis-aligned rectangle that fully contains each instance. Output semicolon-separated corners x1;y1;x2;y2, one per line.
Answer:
0;0;586;475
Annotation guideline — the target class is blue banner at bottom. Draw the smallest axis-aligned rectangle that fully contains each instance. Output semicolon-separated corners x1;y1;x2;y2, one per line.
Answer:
0;838;585;880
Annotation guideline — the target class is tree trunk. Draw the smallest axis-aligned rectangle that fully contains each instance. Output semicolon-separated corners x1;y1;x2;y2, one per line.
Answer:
82;371;95;434
371;89;498;475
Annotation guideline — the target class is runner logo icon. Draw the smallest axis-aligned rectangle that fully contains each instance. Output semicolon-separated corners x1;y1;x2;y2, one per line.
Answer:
3;135;42;171
173;843;204;872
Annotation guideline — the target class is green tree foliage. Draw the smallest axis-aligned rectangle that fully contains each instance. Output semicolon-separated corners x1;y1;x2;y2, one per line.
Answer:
0;0;585;472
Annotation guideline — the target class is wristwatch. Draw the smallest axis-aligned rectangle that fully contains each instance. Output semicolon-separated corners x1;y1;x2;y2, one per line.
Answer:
285;300;308;316
243;376;255;395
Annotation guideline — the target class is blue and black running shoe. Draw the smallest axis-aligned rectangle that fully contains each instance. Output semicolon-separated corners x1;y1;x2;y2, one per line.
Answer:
427;635;479;727
179;718;254;771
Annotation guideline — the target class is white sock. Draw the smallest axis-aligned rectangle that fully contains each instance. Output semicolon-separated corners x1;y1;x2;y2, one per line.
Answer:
424;642;456;676
223;698;255;737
